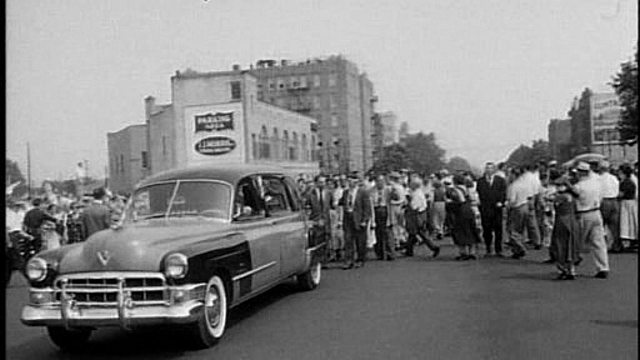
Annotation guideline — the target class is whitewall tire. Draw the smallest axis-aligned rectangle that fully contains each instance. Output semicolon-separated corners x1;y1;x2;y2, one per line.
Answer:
187;274;228;348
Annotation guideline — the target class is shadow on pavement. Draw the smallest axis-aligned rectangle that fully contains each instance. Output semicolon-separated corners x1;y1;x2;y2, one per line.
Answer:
591;319;638;328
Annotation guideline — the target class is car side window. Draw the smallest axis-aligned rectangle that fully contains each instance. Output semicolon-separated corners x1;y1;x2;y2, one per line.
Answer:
261;175;291;215
233;177;265;221
282;176;301;211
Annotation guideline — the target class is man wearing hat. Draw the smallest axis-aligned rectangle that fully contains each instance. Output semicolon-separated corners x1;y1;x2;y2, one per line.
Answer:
567;162;609;278
79;187;112;240
597;160;621;252
339;172;372;269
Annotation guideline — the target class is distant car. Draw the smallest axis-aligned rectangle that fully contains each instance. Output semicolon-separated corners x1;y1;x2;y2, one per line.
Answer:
21;165;324;350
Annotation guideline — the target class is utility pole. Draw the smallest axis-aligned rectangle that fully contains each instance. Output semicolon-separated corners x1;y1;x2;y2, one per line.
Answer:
27;142;31;199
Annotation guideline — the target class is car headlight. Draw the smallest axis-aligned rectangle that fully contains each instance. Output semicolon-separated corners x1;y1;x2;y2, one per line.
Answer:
164;253;188;279
26;257;48;282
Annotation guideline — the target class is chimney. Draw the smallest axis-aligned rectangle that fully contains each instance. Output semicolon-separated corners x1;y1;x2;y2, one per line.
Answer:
232;64;241;71
144;96;156;120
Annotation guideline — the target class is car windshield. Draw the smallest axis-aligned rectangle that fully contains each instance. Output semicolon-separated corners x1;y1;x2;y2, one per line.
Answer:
126;181;232;222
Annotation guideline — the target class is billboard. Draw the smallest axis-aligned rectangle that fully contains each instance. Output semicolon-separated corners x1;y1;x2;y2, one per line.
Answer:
590;93;622;145
184;103;244;166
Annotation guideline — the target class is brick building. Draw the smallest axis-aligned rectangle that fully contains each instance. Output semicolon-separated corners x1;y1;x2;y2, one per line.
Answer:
248;55;377;174
107;124;149;194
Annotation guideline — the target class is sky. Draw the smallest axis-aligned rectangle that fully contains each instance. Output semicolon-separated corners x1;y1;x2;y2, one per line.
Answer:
7;0;638;183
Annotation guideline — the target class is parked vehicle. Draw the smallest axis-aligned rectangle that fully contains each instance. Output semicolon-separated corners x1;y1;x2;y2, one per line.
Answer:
21;165;324;350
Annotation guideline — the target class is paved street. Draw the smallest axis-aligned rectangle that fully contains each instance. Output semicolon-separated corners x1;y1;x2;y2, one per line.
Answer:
5;242;638;360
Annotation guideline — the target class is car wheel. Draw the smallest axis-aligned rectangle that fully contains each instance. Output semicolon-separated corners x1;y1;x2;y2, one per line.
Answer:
297;261;321;291
47;326;92;351
186;274;228;349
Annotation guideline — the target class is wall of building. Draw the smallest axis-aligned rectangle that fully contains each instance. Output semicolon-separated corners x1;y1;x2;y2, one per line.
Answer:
548;119;572;163
107;124;148;194
146;98;175;174
145;69;317;178
249;56;375;174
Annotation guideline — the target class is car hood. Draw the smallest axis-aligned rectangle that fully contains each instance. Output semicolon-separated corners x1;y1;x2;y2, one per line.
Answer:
58;219;236;274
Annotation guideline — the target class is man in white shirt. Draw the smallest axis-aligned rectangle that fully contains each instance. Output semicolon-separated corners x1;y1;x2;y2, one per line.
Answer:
506;167;529;258
569;162;609;279
388;172;407;250
598;161;621;252
522;165;542;249
404;175;440;258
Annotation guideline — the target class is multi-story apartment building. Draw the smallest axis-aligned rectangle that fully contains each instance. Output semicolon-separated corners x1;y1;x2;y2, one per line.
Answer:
248;55;377;174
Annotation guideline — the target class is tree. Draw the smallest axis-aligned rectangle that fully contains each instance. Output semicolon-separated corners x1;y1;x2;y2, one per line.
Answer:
403;132;446;175
371;143;410;173
371;132;447;175
530;139;551;164
6;158;28;198
610;48;638;143
506;139;551;167
446;156;472;173
506;145;533;167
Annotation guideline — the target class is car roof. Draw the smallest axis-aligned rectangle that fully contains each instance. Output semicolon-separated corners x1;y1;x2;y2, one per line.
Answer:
137;164;290;188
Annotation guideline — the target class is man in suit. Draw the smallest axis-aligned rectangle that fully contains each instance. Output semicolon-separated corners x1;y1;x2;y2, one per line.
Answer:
340;172;372;269
477;162;507;257
79;187;112;240
304;175;335;268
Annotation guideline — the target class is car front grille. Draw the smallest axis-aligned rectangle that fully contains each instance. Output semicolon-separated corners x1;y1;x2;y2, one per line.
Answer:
53;272;167;306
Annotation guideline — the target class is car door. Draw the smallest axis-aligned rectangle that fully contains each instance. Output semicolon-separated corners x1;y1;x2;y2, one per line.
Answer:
232;176;281;292
261;175;307;277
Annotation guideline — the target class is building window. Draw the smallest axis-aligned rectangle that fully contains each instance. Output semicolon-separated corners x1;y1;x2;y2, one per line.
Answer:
162;136;167;158
291;132;298;161
300;76;308;88
252;134;258;159
272;128;280;160
120;154;125;174
311;134;317;161
331;114;339;127
301;134;308;161
141;151;148;169
282;130;289;160
230;81;242;100
259;126;270;159
313;96;320;109
313;74;321;87
328;74;337;87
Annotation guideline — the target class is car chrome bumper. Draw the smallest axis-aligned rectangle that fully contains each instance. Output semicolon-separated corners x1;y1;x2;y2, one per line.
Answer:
21;300;204;328
21;279;206;329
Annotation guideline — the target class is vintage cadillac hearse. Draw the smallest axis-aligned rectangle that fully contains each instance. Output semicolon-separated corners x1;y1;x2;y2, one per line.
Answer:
21;165;324;350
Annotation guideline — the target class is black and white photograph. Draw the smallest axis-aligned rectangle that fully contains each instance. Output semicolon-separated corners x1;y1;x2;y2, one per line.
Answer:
5;0;638;359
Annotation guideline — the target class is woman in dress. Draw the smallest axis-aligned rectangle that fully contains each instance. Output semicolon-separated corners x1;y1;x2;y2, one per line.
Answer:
618;166;637;249
549;176;580;280
448;174;479;260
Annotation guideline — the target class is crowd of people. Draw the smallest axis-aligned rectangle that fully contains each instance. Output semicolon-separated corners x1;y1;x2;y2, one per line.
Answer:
5;187;128;281
5;159;638;283
300;159;638;280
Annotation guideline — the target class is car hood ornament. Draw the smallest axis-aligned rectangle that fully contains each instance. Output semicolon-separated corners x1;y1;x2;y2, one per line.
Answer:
97;250;111;266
